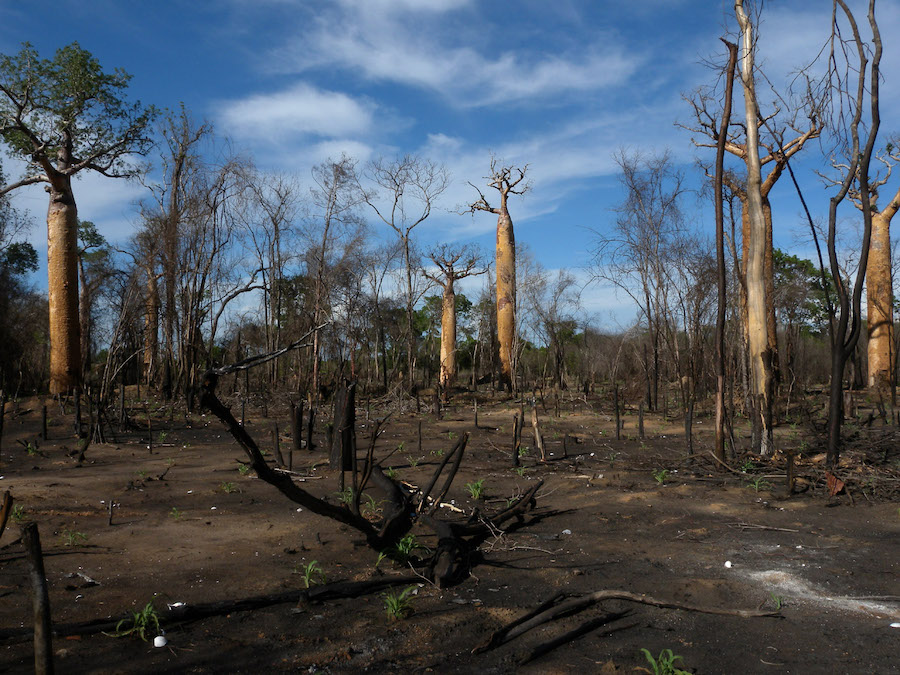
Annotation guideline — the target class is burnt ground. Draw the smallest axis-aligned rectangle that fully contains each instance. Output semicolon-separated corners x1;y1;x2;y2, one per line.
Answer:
1;391;899;674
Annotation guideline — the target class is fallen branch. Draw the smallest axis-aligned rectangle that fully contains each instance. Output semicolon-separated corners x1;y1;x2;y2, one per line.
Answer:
476;589;781;653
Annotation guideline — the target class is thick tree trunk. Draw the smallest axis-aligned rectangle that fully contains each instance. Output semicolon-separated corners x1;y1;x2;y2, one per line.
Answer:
439;280;457;389
737;0;774;455
496;210;516;393
47;182;82;395
867;212;893;392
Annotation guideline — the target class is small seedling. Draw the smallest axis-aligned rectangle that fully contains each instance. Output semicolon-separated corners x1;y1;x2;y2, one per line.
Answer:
158;431;168;443
465;478;485;500
385;466;398;480
169;507;183;520
375;551;389;569
407;456;420;468
21;440;38;456
295;560;326;588
11;504;25;522
447;430;456;440
396;441;405;452
639;647;690;675
391;533;429;562
382;586;417;620
514;466;527;477
607;451;620;465
518;446;530;457
335;487;354;506
769;592;784;611
238;464;250;476
362;494;382;519
108;602;162;641
740;459;756;473
652;469;669;485
135;470;148;480
221;481;237;494
60;529;88;547
746;477;772;492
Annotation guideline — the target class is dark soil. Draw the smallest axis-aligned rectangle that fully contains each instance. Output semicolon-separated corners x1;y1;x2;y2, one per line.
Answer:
1;392;898;674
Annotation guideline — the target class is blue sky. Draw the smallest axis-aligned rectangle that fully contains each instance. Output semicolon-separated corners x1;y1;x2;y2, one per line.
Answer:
2;0;898;327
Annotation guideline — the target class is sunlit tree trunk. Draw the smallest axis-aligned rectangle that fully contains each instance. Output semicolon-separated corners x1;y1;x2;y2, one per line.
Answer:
496;208;516;392
47;176;81;394
736;0;774;455
144;263;160;386
439;279;457;388
867;203;898;393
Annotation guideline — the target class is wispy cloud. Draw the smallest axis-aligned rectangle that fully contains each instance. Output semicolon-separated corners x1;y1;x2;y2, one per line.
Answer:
271;1;640;107
219;82;375;141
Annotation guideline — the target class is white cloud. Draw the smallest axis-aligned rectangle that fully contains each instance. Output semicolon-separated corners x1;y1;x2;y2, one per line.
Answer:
275;3;639;107
219;82;375;140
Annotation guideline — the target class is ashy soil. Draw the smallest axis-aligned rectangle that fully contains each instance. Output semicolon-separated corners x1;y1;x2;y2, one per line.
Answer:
1;392;898;674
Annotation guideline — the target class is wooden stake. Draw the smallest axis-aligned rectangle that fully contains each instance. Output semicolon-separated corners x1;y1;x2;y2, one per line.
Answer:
41;405;48;441
22;523;54;675
512;414;521;467
614;385;621;441
638;402;645;439
531;401;546;462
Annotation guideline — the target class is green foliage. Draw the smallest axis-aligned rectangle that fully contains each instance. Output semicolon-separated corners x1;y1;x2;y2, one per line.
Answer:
2;241;38;275
740;459;756;473
652;469;669;485
772;248;835;336
518;446;530;457
407;455;420;468
382;586;417;620
385;466;398;480
169;507;182;520
769;592;785;611
361;494;382;519
335;487;354;506
295;560;326;588
220;481;237;494
391;534;429;563
10;504;25;522
639;648;690;675
746;477;772;492
238;464;250;476
60;529;88;547
465;478;485;500
108;602;161;641
0;42;157;174
514;466;527;477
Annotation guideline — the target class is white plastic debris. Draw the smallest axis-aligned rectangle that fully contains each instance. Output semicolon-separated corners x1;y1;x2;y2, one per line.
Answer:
167;602;185;610
561;529;572;535
153;635;168;648
890;623;900;628
724;561;733;568
210;506;217;510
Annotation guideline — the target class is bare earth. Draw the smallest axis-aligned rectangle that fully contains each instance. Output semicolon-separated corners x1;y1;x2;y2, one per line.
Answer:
1;393;898;674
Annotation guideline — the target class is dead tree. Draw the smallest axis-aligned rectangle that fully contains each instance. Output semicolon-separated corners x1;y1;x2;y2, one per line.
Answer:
198;332;542;587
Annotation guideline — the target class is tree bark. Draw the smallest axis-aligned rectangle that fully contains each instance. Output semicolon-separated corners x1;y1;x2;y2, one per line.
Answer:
867;210;895;392
496;210;516;393
439;279;457;389
47;179;82;394
736;0;774;455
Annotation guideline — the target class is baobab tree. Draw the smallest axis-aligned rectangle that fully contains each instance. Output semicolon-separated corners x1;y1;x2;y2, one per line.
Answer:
0;42;155;394
468;160;529;393
425;243;485;391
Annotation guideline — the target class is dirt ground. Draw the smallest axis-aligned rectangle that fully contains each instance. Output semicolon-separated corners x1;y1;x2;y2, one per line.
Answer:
1;391;899;674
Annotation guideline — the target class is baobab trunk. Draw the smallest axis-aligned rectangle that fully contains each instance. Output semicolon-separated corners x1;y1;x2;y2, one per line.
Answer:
496;210;516;392
439;280;457;389
867;212;894;392
47;179;82;394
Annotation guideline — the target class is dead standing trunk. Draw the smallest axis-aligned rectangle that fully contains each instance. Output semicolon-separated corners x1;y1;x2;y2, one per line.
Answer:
736;0;775;455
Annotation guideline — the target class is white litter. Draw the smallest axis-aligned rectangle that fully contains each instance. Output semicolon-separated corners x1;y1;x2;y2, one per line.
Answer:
891;623;900;628
725;561;733;568
153;635;168;648
562;529;572;535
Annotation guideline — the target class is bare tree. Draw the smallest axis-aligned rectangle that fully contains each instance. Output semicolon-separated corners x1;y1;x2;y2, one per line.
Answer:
593;150;685;412
467;159;529;393
425;244;485;391
361;155;449;392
